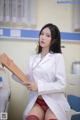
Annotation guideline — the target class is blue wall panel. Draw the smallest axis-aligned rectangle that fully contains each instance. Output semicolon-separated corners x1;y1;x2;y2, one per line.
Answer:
0;28;80;41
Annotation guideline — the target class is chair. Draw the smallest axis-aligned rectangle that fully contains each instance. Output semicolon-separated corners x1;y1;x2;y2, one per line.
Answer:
67;95;80;120
65;75;80;120
66;74;80;120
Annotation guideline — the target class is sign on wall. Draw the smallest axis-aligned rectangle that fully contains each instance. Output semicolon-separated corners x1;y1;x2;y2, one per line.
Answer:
57;0;80;4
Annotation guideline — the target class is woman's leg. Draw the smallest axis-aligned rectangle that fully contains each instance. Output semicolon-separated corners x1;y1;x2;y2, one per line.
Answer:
26;103;44;120
45;108;57;120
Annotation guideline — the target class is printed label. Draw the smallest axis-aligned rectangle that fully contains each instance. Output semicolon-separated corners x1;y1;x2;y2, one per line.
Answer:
0;112;8;120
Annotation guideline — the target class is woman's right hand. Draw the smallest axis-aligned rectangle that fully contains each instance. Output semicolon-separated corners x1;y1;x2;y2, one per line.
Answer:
23;80;38;91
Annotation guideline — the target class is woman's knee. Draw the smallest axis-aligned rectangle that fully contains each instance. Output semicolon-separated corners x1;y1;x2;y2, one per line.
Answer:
45;109;57;120
45;118;57;120
25;104;44;120
26;115;40;120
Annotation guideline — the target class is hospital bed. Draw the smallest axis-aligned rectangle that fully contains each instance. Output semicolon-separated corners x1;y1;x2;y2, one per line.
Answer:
0;66;11;113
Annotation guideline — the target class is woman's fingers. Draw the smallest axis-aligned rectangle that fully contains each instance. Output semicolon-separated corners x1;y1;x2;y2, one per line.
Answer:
23;81;31;89
23;81;37;91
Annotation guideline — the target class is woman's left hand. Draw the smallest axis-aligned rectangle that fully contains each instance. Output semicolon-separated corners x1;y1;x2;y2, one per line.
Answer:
23;81;38;91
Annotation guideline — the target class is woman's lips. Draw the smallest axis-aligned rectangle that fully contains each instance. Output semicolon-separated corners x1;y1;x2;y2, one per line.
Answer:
40;41;45;44
40;41;45;47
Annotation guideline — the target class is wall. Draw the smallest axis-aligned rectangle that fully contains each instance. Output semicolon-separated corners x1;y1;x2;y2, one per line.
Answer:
0;0;80;120
37;0;72;31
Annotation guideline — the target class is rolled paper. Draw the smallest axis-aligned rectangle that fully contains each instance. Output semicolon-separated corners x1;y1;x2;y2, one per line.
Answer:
0;53;29;82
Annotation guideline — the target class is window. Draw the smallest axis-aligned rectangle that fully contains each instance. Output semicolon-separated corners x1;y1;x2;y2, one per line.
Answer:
0;0;37;28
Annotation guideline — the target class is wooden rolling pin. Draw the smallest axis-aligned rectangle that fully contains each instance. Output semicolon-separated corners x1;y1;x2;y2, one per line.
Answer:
0;53;29;82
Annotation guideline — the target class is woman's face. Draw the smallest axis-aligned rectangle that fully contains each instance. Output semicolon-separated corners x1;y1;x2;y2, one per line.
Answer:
39;27;52;49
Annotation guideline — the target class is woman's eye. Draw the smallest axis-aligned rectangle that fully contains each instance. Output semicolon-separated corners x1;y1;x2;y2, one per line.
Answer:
41;32;44;35
46;34;50;37
40;32;51;38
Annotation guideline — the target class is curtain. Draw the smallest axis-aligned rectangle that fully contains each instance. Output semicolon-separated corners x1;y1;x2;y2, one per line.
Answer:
0;0;37;26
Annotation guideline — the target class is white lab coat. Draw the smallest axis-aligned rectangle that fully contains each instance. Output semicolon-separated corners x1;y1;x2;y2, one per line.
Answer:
12;53;70;120
24;52;71;120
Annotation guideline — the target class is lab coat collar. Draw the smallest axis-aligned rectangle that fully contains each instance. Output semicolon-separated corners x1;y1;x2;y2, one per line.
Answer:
32;52;52;69
39;52;52;64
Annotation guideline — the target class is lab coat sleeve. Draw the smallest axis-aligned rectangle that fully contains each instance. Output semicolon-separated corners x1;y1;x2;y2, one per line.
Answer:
38;54;66;95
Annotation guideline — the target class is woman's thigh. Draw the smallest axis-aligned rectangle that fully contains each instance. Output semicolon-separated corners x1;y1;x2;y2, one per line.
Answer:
27;103;44;120
45;108;57;120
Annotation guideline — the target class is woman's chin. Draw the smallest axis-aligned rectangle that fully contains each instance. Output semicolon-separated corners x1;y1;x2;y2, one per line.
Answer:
40;44;45;48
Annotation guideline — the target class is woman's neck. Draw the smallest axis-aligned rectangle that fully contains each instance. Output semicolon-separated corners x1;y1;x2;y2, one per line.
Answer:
41;48;49;58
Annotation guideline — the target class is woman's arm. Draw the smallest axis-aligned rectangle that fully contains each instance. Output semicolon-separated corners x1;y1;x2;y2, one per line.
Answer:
0;53;29;83
11;74;23;84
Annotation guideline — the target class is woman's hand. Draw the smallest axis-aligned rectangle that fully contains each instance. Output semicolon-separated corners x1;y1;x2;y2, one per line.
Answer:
23;81;38;91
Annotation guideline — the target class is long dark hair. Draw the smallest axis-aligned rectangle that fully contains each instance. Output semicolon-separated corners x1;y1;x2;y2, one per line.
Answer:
37;23;62;53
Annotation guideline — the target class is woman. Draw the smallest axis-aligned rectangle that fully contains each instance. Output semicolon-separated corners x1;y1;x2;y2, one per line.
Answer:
13;23;70;120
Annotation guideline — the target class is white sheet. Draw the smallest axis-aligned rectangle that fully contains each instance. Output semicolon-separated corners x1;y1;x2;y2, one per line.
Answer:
0;67;11;112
